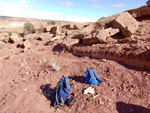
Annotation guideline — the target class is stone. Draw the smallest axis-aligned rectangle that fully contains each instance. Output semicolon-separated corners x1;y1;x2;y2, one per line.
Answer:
66;30;81;39
83;35;99;45
17;40;31;52
96;27;119;42
9;33;21;43
44;26;52;32
74;33;85;39
98;13;119;26
50;26;62;35
50;26;57;34
81;23;96;34
2;37;9;43
23;34;37;41
61;38;80;47
62;24;71;30
23;40;31;51
106;28;120;36
50;36;63;42
62;24;82;30
112;12;139;37
96;30;109;43
56;26;62;35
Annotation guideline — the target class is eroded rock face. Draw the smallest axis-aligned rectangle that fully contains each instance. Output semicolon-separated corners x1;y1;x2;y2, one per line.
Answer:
112;12;139;37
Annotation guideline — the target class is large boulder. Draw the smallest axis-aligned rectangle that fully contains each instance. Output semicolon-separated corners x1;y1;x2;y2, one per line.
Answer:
61;38;80;47
112;12;139;37
50;25;62;35
23;34;37;41
9;33;21;43
81;23;96;34
97;14;119;27
96;28;119;42
82;27;119;44
74;33;85;39
23;40;31;51
44;26;53;32
83;34;99;45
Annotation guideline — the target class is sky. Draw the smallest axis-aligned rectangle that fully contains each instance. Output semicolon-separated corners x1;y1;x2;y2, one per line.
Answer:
0;0;148;22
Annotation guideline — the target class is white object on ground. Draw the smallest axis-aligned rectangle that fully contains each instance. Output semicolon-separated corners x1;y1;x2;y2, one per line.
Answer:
84;86;95;94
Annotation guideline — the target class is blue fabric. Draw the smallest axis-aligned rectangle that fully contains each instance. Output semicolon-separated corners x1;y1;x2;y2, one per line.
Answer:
85;69;103;85
53;77;71;107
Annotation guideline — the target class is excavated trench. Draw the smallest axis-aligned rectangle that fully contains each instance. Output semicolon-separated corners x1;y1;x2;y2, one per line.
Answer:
67;44;150;71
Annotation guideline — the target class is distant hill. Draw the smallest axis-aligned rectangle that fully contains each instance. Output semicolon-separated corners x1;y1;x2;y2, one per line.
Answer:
0;16;74;24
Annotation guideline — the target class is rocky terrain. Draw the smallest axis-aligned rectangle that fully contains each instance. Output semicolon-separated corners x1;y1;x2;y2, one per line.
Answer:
0;1;150;113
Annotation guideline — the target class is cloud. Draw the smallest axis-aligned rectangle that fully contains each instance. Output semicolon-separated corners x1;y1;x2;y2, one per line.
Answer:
66;1;73;6
89;0;101;1
72;11;80;13
92;4;102;8
61;1;73;6
113;4;124;7
49;2;56;5
0;0;31;9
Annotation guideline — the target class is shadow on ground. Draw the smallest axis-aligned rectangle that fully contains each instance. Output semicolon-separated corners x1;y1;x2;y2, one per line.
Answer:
40;84;55;106
52;44;64;52
69;75;86;84
116;102;150;113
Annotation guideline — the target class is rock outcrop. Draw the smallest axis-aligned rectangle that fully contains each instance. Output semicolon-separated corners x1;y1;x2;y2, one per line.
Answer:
127;6;150;18
146;0;150;6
